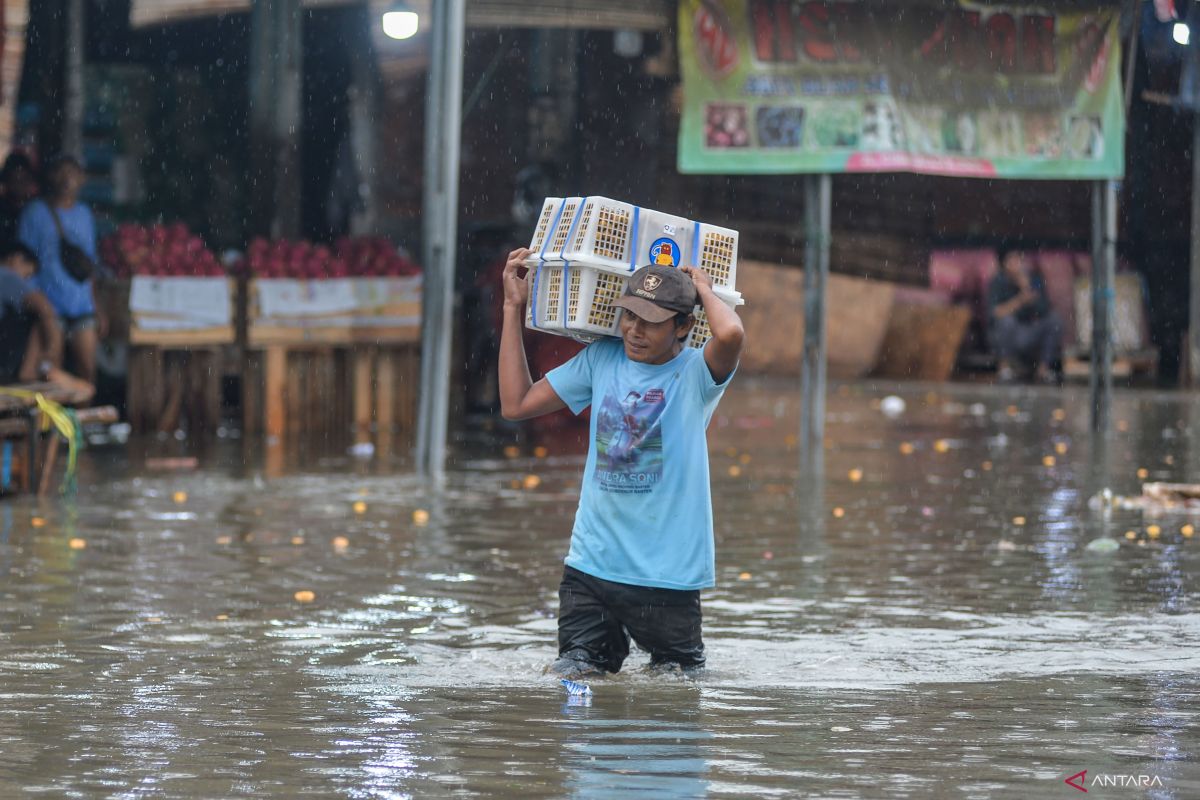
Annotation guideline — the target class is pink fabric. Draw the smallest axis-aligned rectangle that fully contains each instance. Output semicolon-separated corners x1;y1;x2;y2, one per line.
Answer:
893;286;953;307
930;250;997;300
1033;251;1079;346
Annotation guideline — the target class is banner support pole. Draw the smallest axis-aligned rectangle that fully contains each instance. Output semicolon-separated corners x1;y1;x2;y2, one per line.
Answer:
801;173;831;476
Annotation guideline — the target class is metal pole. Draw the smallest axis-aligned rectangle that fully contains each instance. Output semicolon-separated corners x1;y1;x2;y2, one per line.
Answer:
801;174;831;471
63;0;84;159
416;0;466;479
1090;180;1115;432
1190;114;1200;387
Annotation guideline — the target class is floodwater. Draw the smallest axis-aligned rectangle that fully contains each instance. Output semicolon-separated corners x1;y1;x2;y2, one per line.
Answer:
1;378;1199;798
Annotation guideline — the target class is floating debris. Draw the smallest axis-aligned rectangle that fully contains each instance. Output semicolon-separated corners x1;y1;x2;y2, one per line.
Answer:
880;395;906;418
560;678;593;697
1091;483;1200;514
1085;538;1120;553
349;442;374;458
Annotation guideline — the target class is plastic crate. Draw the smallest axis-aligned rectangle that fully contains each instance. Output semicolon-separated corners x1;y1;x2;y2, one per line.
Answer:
527;261;744;346
686;287;744;349
525;262;568;335
527;197;740;289
693;224;740;289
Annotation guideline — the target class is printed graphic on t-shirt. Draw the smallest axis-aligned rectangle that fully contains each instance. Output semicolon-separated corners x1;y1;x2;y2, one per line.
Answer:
593;383;666;494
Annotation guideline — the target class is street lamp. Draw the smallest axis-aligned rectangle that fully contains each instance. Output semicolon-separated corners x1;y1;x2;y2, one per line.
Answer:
382;4;419;40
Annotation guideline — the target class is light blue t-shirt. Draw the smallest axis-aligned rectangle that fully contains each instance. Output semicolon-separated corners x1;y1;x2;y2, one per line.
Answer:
18;199;97;318
546;338;735;590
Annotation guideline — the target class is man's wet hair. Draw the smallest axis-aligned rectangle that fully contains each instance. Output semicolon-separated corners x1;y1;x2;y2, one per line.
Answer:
0;241;39;270
0;152;34;182
674;311;694;343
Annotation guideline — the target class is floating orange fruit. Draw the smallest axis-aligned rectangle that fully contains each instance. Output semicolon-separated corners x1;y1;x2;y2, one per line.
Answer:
1182;525;1195;538
215;614;229;621
332;536;350;550
1012;516;1026;526
352;501;367;514
503;445;520;458
173;491;188;504
1052;408;1066;421
290;536;304;546
848;468;863;482
982;461;993;471
216;535;232;545
534;446;548;459
933;440;951;454
522;474;541;490
1055;442;1068;455
738;572;752;581
1136;468;1149;480
68;538;86;550
1124;530;1137;540
31;517;46;528
832;507;845;518
1147;525;1161;539
412;509;430;526
1042;456;1056;467
899;442;915;455
294;590;315;603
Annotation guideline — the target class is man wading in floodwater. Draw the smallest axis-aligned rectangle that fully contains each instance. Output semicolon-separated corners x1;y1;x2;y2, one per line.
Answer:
498;248;744;677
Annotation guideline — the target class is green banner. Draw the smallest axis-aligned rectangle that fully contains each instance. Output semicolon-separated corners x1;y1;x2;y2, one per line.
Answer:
678;1;1124;178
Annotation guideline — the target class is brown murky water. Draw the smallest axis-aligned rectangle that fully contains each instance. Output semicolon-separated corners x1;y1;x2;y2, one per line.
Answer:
2;378;1199;797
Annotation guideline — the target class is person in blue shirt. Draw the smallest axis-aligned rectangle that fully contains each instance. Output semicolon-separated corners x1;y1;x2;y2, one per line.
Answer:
0;241;92;401
499;247;744;677
18;155;102;383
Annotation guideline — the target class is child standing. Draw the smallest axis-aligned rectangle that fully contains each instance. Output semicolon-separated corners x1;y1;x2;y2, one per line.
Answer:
498;247;744;676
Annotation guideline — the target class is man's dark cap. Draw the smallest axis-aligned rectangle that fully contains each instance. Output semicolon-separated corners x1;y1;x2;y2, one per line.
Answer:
613;265;697;324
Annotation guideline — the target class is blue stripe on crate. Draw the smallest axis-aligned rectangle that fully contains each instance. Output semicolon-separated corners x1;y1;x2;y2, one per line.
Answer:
563;196;589;259
540;199;568;261
530;260;543;328
629;206;641;271
1;441;10;490
562;261;571;328
690;222;700;268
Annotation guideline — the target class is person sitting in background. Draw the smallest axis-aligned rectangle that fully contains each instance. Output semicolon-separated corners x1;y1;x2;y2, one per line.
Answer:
0;152;38;249
987;248;1063;384
18;155;103;383
0;242;93;400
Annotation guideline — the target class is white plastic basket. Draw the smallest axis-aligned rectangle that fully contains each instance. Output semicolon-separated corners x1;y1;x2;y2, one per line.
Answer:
525;261;569;335
693;223;740;289
686;287;744;349
563;265;630;339
527;197;740;290
527;261;744;347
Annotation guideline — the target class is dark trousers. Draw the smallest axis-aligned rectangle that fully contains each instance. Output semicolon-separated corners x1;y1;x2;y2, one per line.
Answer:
992;311;1063;367
557;565;705;673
